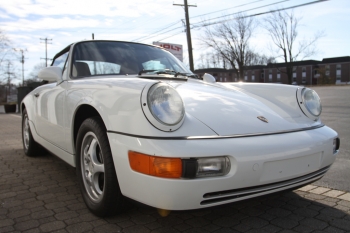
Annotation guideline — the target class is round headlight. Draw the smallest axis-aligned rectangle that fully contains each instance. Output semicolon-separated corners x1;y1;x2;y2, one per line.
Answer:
141;82;185;131
302;88;322;117
147;83;185;125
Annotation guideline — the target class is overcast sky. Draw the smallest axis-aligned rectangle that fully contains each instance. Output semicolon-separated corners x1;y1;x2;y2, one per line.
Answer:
0;0;349;83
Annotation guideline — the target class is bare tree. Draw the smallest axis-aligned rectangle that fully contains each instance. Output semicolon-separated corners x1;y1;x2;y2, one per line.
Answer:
245;51;276;66
200;13;256;81
26;62;47;82
0;29;19;102
196;50;274;69
0;30;10;66
317;67;334;85
264;10;323;84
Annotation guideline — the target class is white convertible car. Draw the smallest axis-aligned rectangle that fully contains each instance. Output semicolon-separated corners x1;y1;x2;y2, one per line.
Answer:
21;40;339;217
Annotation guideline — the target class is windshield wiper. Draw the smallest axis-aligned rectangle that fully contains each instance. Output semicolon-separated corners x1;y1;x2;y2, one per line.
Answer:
175;72;200;79
138;69;176;75
138;69;199;79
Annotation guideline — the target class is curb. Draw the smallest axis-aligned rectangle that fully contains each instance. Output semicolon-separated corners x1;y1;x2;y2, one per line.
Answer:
298;185;350;201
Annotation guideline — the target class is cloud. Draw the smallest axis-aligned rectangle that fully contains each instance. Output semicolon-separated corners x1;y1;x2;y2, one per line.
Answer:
1;0;175;18
1;17;100;32
59;32;72;36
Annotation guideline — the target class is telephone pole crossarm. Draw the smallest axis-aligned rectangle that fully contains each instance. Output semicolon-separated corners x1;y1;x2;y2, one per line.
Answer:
173;3;197;7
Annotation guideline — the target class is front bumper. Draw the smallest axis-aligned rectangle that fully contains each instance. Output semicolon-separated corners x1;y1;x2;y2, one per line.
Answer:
107;126;338;210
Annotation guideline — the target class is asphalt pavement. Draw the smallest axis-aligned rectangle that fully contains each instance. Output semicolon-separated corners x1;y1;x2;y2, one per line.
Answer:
311;86;350;192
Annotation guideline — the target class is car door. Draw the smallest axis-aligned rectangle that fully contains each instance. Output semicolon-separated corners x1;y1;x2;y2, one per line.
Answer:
34;51;69;150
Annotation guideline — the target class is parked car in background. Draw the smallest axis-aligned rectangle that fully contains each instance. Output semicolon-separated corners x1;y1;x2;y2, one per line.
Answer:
21;40;339;216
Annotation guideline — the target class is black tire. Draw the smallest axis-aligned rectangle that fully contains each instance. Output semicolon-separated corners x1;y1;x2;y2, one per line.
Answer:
22;109;44;156
76;117;125;217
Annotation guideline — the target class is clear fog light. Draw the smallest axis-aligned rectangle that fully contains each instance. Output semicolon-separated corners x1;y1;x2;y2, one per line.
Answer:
196;157;230;177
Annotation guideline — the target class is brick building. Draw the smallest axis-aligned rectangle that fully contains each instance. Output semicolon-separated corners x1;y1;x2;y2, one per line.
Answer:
194;56;350;85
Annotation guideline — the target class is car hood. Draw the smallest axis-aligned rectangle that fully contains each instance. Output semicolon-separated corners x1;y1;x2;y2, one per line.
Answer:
169;80;320;136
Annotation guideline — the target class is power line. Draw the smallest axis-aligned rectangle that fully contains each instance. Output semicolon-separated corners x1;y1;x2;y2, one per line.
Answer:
190;0;264;19
132;21;182;42
157;30;184;42
144;0;329;41
192;0;329;29
192;0;290;25
140;0;329;51
136;25;184;42
133;0;290;44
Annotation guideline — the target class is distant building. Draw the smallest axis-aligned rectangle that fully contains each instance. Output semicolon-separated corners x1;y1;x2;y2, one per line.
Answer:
194;56;350;85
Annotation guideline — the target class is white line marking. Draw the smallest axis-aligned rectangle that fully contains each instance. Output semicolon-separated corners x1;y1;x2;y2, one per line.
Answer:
11;114;21;118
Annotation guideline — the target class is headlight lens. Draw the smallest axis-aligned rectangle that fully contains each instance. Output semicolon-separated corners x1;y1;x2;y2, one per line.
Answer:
302;88;322;117
147;83;185;126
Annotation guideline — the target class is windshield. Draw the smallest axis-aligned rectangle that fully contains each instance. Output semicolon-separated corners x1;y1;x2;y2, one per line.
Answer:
71;41;192;78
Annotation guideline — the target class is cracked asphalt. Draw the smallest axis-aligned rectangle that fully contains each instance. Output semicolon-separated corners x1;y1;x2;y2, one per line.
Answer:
1;85;350;233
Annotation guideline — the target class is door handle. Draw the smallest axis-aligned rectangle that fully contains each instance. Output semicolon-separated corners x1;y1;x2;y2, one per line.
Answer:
34;93;40;97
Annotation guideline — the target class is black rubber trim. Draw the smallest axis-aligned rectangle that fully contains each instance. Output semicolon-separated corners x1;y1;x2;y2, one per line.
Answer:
200;165;330;205
335;138;340;151
182;159;198;178
107;124;325;140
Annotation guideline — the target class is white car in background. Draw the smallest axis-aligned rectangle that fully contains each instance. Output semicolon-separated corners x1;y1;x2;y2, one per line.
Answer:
21;40;339;217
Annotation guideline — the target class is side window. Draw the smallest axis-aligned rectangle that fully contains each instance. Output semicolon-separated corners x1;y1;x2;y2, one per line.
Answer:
52;52;69;70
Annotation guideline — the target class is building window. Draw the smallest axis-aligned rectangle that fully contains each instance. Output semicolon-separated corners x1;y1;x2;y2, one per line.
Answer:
293;72;297;83
252;75;255;81
325;65;330;76
225;77;227;82
269;69;272;81
336;64;341;81
302;67;306;77
302;67;306;83
277;70;280;81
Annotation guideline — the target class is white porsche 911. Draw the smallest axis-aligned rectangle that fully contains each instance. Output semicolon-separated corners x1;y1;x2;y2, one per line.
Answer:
21;40;339;217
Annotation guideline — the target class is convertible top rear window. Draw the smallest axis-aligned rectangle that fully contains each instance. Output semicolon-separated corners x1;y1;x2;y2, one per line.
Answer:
71;41;191;78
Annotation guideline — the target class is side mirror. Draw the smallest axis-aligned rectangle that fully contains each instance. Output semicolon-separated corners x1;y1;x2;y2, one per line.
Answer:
203;73;216;83
38;66;62;82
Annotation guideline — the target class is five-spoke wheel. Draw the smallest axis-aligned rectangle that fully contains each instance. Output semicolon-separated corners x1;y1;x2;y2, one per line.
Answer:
22;108;43;156
81;133;105;203
76;117;124;217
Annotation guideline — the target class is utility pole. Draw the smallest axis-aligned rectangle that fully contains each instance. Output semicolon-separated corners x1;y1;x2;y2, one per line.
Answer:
173;1;197;72
13;48;27;86
40;38;52;67
5;62;14;99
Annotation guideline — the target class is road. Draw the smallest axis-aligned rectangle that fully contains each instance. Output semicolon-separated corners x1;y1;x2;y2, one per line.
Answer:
311;86;350;192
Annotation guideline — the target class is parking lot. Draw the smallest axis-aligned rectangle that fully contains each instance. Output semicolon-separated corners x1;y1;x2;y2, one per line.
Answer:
0;85;349;233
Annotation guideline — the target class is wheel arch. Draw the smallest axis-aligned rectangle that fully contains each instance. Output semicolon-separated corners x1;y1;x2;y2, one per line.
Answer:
21;103;26;115
72;104;107;154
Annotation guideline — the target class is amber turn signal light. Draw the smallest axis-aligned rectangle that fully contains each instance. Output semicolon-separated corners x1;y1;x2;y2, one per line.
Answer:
128;151;182;178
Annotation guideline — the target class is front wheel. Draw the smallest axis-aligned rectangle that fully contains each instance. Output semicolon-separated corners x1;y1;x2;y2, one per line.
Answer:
76;117;125;217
